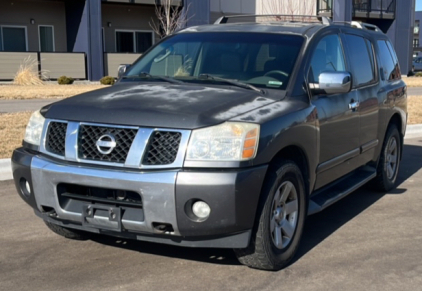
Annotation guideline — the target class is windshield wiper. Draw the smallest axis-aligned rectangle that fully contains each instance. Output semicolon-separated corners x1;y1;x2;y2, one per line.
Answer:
122;72;184;84
198;74;264;94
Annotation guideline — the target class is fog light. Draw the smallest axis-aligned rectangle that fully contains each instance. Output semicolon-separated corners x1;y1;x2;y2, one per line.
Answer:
192;201;211;219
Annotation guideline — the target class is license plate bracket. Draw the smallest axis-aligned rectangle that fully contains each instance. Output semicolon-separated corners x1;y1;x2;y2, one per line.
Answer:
82;204;122;231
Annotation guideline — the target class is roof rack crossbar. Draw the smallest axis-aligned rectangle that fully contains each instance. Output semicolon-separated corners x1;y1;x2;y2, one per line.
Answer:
214;14;332;25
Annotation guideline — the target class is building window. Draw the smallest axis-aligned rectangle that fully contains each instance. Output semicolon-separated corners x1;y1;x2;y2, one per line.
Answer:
0;26;28;52
39;25;55;52
415;21;420;35
414;39;419;48
115;30;154;53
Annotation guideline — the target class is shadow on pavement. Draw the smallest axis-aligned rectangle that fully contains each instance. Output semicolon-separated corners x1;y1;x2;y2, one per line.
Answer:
91;143;422;268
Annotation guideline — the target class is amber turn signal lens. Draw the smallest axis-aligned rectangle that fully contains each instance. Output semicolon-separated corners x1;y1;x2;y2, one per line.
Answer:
246;128;257;139
244;138;256;148
242;148;255;159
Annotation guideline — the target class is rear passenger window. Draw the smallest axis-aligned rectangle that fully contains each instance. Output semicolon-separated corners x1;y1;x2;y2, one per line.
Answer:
381;40;401;80
309;34;346;83
344;34;376;86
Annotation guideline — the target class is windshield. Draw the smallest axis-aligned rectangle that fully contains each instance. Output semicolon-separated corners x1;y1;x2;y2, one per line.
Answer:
125;32;304;90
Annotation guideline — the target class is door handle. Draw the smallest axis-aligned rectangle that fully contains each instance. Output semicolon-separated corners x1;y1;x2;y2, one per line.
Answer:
349;101;359;110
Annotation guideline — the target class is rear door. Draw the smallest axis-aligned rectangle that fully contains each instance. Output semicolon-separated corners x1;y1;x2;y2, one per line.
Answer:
342;33;380;165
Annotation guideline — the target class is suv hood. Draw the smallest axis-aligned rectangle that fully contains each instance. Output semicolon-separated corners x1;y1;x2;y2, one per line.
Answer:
44;83;278;129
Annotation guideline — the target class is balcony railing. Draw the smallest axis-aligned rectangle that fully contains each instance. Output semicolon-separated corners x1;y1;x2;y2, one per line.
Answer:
317;0;396;19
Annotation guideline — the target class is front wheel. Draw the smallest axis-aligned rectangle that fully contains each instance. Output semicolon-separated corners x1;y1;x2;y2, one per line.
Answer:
234;160;306;271
372;125;401;191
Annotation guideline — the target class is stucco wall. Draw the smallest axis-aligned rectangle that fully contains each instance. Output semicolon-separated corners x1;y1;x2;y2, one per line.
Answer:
101;3;157;53
0;0;67;52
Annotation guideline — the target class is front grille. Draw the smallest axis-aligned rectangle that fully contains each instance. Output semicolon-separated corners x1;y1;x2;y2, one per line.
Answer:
78;125;137;163
45;122;67;156
143;131;182;165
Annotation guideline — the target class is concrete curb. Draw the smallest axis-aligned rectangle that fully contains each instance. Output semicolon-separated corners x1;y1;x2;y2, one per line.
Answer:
405;124;422;139
0;158;12;181
0;124;421;181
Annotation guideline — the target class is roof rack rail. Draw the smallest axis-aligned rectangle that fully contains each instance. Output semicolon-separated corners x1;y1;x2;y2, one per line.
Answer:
214;14;332;25
333;21;383;32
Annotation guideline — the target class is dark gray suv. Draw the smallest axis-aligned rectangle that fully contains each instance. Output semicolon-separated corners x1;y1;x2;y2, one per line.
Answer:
12;16;407;271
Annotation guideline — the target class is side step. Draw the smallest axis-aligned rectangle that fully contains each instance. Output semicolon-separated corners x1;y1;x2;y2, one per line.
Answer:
308;166;376;215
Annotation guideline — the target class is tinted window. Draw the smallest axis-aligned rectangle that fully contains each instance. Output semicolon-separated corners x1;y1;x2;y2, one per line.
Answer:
344;34;375;86
309;34;346;83
2;27;27;52
386;40;401;80
378;40;399;80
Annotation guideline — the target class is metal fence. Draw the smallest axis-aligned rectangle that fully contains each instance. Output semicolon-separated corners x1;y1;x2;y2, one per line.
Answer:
317;0;396;17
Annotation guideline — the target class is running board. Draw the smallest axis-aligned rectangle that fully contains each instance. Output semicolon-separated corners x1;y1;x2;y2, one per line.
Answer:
308;166;376;215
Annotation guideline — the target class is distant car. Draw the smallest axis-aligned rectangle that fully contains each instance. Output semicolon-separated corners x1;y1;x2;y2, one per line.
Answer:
413;57;422;72
12;15;407;271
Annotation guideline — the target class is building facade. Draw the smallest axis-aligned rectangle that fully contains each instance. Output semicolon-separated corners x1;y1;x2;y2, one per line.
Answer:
0;0;416;80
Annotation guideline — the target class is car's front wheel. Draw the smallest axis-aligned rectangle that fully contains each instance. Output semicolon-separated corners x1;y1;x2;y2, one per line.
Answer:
234;160;306;271
44;221;91;240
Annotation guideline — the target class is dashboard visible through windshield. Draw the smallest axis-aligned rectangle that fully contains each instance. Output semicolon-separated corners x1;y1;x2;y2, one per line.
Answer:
125;32;304;90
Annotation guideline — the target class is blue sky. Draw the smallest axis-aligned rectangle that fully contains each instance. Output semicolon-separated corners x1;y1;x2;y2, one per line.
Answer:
417;0;422;11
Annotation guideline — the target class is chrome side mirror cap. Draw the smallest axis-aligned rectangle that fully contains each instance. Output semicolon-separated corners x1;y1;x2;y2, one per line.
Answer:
310;71;352;95
117;64;131;79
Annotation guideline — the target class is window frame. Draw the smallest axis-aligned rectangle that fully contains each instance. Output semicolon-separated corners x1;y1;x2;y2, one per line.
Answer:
0;25;28;51
115;29;155;53
307;32;348;86
342;33;378;89
38;25;55;52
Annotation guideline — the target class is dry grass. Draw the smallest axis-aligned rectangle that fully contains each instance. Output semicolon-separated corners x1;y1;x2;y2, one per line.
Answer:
0;112;32;159
408;96;422;125
0;84;106;100
1;97;421;159
13;56;46;86
404;77;422;87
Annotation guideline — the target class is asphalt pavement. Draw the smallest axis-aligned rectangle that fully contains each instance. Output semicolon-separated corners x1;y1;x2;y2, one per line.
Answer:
0;98;62;113
1;137;422;291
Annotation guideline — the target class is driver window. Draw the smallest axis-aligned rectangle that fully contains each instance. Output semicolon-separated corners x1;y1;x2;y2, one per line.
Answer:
309;35;346;83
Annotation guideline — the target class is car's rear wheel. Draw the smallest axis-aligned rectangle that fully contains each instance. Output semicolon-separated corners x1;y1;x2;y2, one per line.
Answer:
44;221;91;240
372;124;401;191
234;160;306;271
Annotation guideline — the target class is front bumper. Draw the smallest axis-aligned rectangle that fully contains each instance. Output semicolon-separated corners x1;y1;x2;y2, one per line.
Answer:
12;148;267;248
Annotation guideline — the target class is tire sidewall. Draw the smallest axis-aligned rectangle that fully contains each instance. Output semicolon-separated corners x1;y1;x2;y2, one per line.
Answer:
381;127;401;189
261;162;307;267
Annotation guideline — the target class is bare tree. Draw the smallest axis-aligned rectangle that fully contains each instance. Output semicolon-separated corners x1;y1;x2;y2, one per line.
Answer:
149;0;191;39
258;0;316;22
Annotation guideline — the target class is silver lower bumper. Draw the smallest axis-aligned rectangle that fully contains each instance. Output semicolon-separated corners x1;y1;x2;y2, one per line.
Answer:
31;156;181;236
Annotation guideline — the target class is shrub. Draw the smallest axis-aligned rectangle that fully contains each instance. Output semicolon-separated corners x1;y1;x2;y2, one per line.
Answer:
14;56;46;86
58;76;74;85
100;76;115;85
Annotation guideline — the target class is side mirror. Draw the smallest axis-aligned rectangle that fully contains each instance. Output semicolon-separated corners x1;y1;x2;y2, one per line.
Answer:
117;64;131;79
310;71;352;95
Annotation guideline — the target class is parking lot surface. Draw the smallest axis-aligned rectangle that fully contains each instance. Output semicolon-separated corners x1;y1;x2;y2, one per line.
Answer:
1;137;422;291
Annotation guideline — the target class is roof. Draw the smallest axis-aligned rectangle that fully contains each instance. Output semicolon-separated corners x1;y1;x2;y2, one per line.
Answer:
178;22;325;37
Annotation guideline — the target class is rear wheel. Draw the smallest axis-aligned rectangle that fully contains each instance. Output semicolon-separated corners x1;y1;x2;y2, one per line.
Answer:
234;160;306;271
372;125;401;191
44;221;91;240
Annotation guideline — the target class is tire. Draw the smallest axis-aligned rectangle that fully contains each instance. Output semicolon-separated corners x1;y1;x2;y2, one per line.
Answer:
44;221;91;240
234;160;306;271
372;125;401;192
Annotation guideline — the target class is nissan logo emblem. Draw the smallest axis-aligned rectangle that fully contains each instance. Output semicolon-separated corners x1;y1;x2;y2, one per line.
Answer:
96;134;117;155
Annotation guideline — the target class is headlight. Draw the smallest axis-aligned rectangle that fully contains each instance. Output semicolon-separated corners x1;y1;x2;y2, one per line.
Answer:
24;110;45;146
186;122;259;161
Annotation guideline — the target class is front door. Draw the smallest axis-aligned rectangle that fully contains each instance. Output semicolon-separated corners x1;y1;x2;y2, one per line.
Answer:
309;33;360;190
